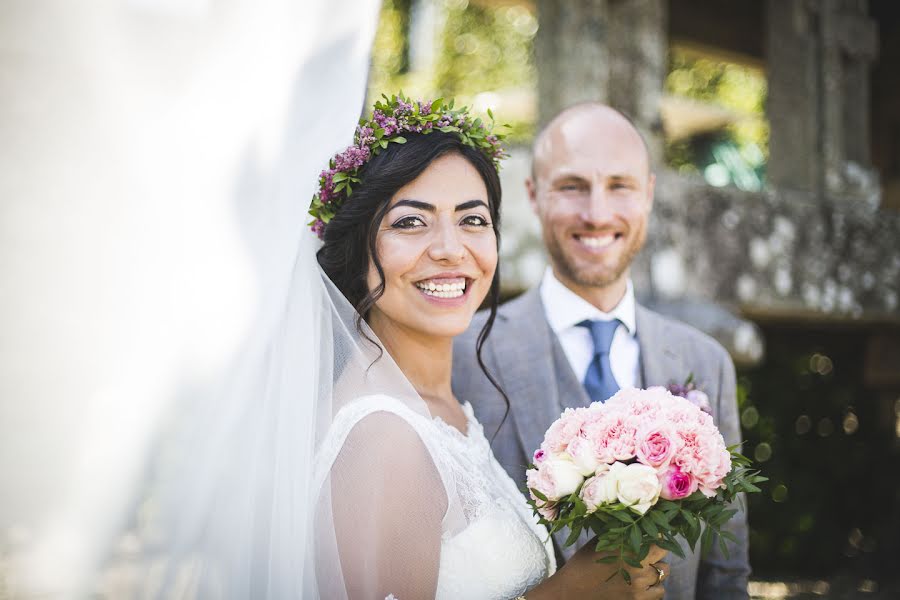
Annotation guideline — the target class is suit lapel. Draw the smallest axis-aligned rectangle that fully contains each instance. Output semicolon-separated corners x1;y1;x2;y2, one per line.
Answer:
492;288;574;460
635;304;685;389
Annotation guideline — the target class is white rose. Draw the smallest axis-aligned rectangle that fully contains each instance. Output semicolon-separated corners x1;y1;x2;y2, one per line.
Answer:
616;463;662;515
541;455;584;500
580;464;618;513
567;435;600;476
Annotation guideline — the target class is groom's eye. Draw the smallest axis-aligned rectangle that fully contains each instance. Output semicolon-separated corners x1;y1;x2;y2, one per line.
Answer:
392;215;426;229
558;181;586;192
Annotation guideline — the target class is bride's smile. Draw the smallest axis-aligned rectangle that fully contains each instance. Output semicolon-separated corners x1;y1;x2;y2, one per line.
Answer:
414;273;471;302
367;152;497;340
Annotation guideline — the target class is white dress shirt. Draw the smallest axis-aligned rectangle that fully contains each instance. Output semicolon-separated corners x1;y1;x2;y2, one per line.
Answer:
539;268;640;390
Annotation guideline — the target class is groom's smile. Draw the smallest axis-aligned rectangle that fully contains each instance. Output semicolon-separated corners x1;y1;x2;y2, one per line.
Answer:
573;232;622;251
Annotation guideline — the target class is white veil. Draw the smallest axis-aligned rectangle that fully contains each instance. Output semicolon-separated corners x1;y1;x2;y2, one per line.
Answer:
82;253;437;599
0;0;454;597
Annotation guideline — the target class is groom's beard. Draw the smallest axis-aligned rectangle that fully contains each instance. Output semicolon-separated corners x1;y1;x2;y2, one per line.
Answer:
545;222;647;290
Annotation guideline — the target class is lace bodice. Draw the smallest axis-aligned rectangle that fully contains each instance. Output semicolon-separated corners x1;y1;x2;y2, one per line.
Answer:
315;395;556;600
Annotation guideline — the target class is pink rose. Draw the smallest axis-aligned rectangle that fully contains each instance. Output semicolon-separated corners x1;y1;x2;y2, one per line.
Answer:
658;465;698;500
583;412;637;463
635;426;677;470
541;408;587;454
533;449;546;465
536;501;559;521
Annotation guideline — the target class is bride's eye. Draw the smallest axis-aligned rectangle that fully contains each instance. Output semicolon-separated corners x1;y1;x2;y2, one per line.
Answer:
461;214;490;228
392;215;426;229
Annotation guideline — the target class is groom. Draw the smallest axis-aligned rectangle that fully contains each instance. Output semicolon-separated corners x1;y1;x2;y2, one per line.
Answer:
453;103;750;599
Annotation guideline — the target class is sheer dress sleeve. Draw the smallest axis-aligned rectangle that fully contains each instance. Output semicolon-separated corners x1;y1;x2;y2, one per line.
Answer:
315;397;450;600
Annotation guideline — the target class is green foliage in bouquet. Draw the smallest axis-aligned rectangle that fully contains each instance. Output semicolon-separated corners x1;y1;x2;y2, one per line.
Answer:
529;448;766;584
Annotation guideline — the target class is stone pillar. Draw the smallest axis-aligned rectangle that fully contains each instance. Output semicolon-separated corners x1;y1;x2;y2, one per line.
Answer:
534;0;667;161
535;0;610;128
607;0;668;166
765;0;822;193
819;0;879;201
766;0;879;202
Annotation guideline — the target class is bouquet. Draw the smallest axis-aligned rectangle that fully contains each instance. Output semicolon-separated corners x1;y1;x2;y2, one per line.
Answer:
526;386;764;583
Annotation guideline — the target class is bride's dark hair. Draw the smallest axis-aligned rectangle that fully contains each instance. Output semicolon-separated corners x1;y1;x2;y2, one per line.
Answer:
317;130;509;430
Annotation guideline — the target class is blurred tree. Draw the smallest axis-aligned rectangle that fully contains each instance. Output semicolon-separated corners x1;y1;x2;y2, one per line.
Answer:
368;0;537;143
369;0;416;99
664;47;769;189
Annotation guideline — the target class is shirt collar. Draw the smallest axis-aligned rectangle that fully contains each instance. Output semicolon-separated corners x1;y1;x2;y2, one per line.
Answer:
539;267;637;336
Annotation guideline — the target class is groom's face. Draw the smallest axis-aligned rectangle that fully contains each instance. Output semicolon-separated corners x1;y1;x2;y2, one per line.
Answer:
527;107;654;293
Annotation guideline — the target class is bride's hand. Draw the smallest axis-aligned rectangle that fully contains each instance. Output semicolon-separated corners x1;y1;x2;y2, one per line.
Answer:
527;541;669;600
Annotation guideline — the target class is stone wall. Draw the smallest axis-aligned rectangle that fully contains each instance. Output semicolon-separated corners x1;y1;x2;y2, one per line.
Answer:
524;0;900;365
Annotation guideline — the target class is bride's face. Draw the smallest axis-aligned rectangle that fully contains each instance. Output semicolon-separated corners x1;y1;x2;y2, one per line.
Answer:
367;153;497;340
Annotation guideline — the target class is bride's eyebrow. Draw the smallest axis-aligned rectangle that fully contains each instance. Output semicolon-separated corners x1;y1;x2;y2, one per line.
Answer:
388;199;488;212
390;199;434;212
455;199;488;211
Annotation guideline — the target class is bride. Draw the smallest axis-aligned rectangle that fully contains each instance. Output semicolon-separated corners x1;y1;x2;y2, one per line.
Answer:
5;94;668;598
305;95;668;599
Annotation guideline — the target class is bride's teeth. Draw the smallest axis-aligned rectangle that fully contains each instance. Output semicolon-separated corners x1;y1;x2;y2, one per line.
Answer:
416;278;467;298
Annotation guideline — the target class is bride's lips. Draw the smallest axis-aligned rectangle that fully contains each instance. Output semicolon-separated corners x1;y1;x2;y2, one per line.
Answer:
413;273;474;306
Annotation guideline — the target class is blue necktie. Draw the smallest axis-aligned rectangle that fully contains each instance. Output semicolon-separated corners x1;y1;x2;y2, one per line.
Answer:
578;319;621;403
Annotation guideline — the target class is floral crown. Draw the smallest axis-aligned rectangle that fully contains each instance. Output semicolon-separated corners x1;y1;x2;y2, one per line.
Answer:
308;93;507;238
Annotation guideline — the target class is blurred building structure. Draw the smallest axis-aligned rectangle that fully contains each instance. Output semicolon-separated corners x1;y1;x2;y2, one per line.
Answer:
528;0;899;368
527;0;900;592
373;1;899;591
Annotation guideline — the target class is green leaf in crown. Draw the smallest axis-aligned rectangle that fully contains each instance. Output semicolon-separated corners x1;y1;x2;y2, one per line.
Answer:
308;92;508;239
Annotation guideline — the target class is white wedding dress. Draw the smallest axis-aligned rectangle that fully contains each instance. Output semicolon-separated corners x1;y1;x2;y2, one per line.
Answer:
316;395;556;599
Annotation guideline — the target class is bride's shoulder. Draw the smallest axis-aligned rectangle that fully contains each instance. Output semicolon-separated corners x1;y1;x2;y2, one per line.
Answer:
326;395;438;451
334;394;427;425
321;395;451;499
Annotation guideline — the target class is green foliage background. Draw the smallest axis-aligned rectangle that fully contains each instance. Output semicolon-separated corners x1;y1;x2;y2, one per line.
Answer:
368;0;537;143
664;47;769;180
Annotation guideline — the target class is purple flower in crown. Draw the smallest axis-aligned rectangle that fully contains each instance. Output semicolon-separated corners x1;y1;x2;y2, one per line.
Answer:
318;169;335;203
333;145;370;172
355;125;376;146
308;93;508;239
394;99;415;116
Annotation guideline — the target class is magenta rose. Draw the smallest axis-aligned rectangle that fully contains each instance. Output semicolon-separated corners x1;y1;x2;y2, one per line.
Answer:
659;465;698;500
635;426;676;470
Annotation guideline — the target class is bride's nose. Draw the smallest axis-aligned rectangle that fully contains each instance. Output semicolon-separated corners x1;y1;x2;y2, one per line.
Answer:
427;219;466;263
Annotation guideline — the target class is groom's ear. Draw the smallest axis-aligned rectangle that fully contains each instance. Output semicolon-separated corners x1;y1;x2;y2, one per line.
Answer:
646;172;656;210
525;176;539;214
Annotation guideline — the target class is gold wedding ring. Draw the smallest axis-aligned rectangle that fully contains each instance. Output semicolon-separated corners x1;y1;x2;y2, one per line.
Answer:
652;563;667;586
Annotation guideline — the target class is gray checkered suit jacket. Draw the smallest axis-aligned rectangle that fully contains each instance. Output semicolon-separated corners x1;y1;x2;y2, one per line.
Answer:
452;287;750;599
